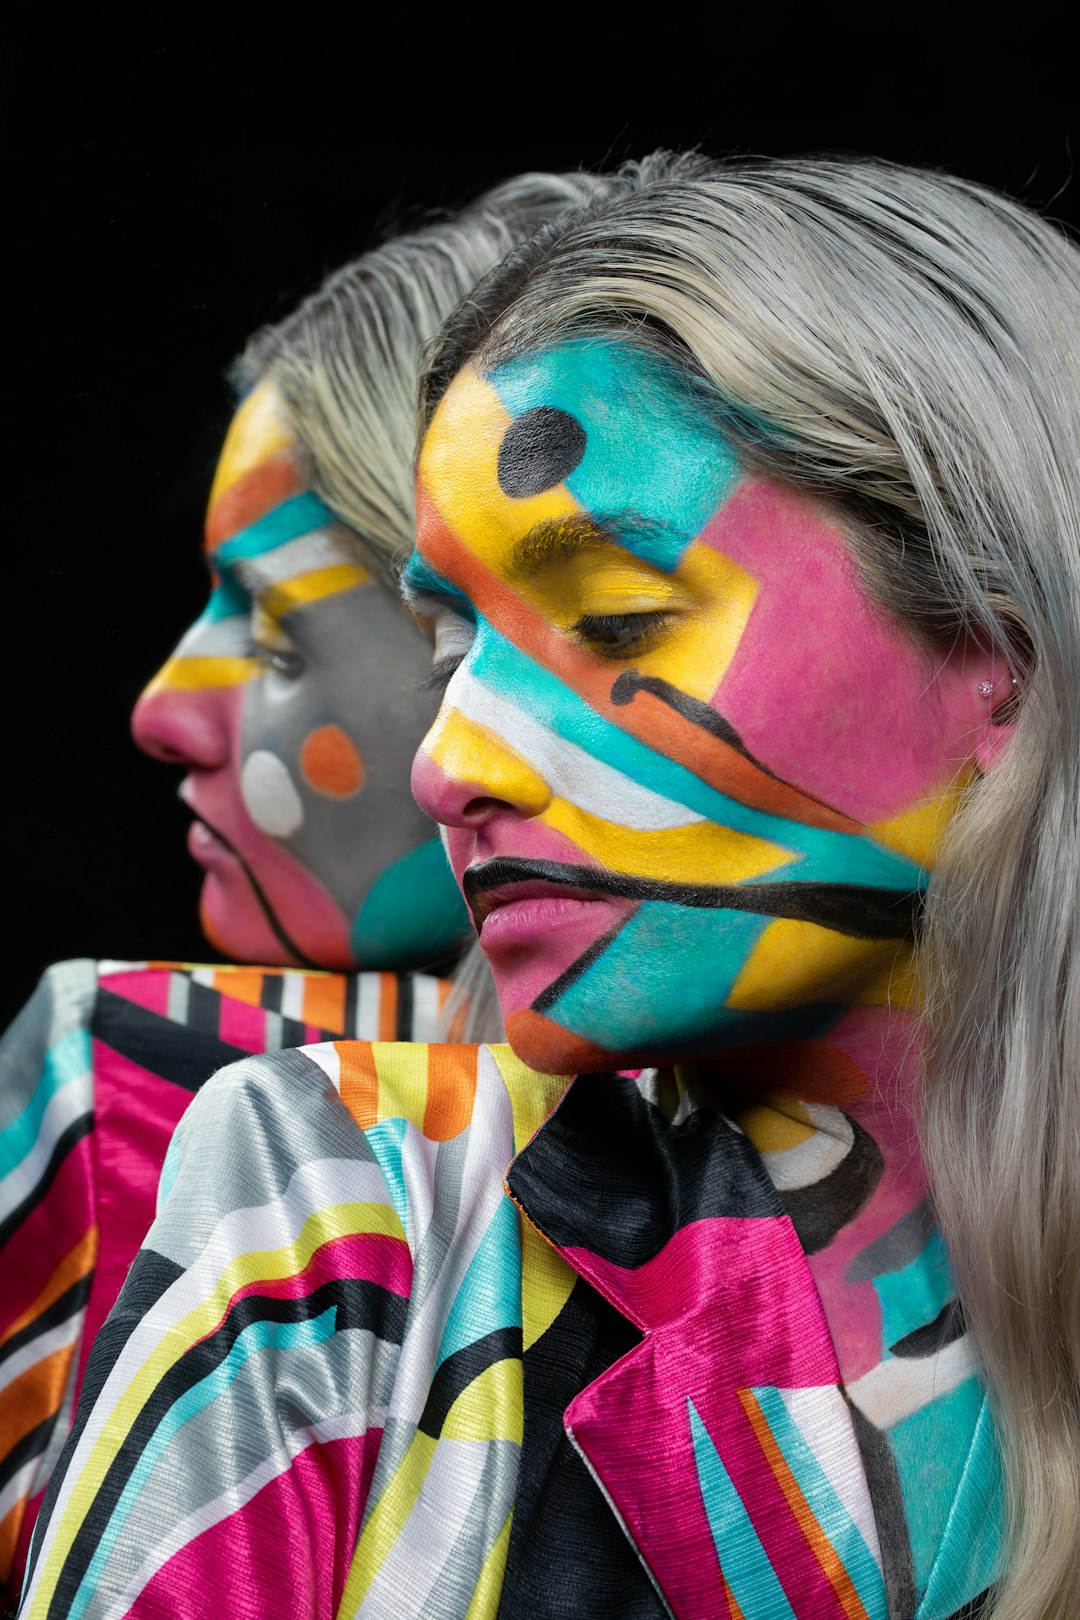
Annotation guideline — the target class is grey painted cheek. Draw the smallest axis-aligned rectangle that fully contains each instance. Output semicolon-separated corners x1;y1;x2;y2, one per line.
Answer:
239;585;442;916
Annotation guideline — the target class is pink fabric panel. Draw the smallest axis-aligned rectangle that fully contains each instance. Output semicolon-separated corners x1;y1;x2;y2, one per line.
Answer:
0;1135;94;1336
223;1232;413;1316
76;1042;193;1396
97;972;171;1018
564;1216;850;1617
217;999;268;1054
125;1429;382;1619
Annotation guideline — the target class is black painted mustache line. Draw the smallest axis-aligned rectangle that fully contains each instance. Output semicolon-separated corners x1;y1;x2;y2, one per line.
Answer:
465;857;922;941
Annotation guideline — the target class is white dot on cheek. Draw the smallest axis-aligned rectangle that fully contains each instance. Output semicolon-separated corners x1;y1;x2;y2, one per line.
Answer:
240;750;305;838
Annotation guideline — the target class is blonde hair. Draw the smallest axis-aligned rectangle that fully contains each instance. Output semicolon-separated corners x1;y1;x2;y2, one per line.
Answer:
239;173;611;585
423;153;1080;1616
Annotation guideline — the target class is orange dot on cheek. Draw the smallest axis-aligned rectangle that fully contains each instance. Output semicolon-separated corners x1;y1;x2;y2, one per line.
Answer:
300;725;366;798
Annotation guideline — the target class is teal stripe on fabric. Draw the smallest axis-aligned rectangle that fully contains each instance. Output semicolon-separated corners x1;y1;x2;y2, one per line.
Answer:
874;1228;955;1357
688;1398;797;1619
215;492;338;567
0;1028;92;1174
469;622;925;895
363;1116;411;1238
157;1129;182;1214
750;1387;887;1620
435;1190;521;1368
68;1308;338;1620
915;1392;1003;1620
489;342;742;572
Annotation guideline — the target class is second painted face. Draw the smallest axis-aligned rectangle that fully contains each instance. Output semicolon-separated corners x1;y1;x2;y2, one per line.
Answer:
408;340;995;1072
132;380;467;970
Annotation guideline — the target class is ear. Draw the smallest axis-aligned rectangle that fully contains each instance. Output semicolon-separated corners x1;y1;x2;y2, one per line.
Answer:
942;639;1019;774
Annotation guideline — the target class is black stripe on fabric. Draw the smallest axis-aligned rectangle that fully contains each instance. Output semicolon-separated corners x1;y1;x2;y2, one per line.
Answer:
844;1391;916;1620
280;1015;309;1048
418;1327;522;1439
890;1300;967;1358
0;1271;92;1372
52;1274;408;1597
20;1247;185;1598
499;1279;663;1619
396;975;414;1043
466;858;922;944
945;1593;991;1619
90;986;245;1092
344;975;359;1038
507;1075;781;1267
0;1411;58;1498
774;1115;884;1256
533;915;638;1014
0;1112;93;1253
259;974;283;1014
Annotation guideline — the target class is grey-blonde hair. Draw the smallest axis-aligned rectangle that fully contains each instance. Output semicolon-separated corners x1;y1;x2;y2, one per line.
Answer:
238;172;612;586
423;152;1080;1616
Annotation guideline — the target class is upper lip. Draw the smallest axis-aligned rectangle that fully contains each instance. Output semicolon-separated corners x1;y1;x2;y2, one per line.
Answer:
463;857;612;929
179;783;240;856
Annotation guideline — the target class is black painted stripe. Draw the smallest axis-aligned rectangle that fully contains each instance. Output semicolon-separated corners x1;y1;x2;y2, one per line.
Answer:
533;914;638;1014
777;1115;884;1256
890;1300;966;1358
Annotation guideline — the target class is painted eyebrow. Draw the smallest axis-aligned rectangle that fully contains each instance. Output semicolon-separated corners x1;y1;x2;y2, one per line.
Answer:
508;511;678;580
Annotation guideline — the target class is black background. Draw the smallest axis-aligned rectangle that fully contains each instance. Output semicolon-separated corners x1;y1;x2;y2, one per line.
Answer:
4;13;1077;1028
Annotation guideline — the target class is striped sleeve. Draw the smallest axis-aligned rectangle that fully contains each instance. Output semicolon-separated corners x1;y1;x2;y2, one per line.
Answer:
20;1046;411;1619
1;961;97;1600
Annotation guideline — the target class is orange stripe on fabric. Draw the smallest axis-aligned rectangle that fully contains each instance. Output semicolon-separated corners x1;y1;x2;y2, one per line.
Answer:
721;1576;747;1620
737;1389;869;1620
211;968;266;1009
377;974;398;1042
1;1227;97;1349
417;488;860;836
302;974;348;1035
422;1045;478;1140
336;1042;381;1132
0;1499;22;1589
205;453;303;551
0;1347;74;1455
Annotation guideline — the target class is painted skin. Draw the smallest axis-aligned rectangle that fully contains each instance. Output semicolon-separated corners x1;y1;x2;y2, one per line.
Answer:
133;381;467;971
406;339;1012;1074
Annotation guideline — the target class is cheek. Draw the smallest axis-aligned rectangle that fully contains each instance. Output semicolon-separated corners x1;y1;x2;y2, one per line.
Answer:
300;724;366;798
240;748;305;837
705;485;946;822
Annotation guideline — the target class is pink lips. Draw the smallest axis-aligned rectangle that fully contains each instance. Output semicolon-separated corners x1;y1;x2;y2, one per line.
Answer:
476;880;611;949
186;816;235;869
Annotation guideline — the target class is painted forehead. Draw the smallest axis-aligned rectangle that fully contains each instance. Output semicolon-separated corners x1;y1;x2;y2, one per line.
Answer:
415;339;741;580
205;379;339;568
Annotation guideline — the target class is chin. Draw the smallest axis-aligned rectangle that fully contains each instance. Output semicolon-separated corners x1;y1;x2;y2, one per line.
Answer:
502;1008;639;1075
199;892;297;967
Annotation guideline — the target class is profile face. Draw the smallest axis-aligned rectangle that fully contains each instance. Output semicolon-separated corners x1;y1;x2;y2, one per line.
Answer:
132;380;466;970
408;340;983;1071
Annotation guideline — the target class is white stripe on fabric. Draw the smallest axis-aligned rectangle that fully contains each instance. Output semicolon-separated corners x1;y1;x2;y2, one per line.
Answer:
778;1385;882;1564
0;1310;84;1396
451;667;705;831
280;974;306;1024
846;1336;977;1430
356;978;382;1039
0;1079;92;1223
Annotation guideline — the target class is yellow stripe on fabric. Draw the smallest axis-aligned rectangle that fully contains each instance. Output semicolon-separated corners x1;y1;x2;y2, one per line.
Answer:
487;1046;570;1156
441;1357;523;1444
371;1042;429;1128
520;1220;576;1353
30;1199;405;1598
261;562;370;617
340;1430;439;1613
735;1103;815;1155
419;368;582;577
737;1389;870;1620
462;1508;513;1620
541;799;792;885
143;655;261;693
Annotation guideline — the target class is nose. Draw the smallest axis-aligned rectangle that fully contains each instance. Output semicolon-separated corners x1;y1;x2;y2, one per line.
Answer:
131;656;231;768
411;707;552;828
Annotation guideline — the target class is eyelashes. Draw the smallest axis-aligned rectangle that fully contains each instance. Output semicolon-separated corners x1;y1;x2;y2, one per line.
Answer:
572;611;672;658
421;656;465;693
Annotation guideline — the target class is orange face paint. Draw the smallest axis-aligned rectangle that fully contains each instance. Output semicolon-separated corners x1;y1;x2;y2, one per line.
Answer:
300;725;366;798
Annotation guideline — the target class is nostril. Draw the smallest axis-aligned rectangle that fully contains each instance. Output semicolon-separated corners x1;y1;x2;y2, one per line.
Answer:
131;686;230;770
461;796;514;825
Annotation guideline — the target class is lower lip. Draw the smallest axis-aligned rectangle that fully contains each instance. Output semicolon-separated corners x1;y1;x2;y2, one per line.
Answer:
187;818;236;869
479;894;611;948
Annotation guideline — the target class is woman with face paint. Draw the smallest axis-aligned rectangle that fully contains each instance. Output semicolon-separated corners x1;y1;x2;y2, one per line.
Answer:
21;156;1080;1620
0;171;612;1609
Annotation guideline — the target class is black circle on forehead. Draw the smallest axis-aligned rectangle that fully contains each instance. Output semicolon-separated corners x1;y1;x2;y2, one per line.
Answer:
497;406;587;499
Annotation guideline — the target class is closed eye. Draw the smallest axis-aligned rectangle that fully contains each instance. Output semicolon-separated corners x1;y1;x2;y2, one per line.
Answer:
572;611;672;658
421;656;465;693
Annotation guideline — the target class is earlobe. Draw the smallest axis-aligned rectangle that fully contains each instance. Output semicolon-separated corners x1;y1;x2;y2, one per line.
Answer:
972;672;1020;773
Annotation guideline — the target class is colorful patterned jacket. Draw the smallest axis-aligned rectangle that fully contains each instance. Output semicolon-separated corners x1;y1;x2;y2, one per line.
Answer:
17;1038;1001;1618
0;962;449;1605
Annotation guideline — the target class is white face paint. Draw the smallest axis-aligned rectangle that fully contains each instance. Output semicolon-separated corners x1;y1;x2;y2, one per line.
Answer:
240;749;305;837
